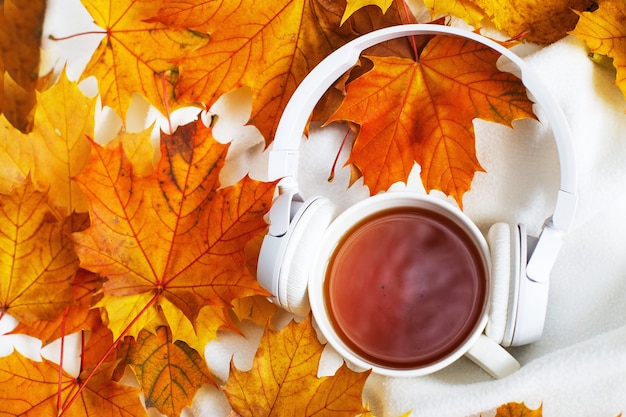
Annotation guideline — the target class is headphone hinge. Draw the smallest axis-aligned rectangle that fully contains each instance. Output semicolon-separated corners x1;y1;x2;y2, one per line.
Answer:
525;221;564;283
268;182;303;237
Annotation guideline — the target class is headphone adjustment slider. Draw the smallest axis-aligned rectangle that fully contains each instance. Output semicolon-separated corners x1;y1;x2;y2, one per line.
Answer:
268;149;299;181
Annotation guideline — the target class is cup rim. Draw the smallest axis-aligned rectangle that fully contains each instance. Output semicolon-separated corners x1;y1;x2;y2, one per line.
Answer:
308;191;492;377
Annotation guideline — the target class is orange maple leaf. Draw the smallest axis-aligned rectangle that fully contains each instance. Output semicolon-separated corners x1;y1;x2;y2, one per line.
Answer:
572;0;626;103
0;353;148;416
327;34;535;205
116;326;215;416
76;0;208;120
492;402;542;417
0;179;79;325
167;0;412;143
223;315;370;417
71;117;275;341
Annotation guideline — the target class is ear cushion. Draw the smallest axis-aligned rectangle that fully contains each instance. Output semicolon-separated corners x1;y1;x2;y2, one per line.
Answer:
485;223;515;344
277;196;335;316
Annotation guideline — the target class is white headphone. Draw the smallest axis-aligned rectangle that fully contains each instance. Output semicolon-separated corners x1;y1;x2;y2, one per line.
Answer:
257;24;577;349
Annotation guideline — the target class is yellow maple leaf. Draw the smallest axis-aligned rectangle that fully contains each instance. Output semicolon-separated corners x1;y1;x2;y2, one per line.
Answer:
112;127;156;177
29;70;95;216
341;0;395;25
0;114;33;194
223;316;370;417
422;0;487;27
95;292;160;341
0;180;78;325
159;297;239;353
424;0;595;44
571;0;626;103
476;0;594;44
231;295;279;327
9;259;97;346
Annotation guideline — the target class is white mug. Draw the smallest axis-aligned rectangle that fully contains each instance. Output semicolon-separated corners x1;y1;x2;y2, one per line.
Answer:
308;192;521;378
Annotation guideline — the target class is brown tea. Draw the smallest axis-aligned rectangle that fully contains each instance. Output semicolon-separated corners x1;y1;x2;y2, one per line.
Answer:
325;207;487;369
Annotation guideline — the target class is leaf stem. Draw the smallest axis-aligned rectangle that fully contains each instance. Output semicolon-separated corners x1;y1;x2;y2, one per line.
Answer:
328;127;352;182
49;31;107;41
58;292;161;416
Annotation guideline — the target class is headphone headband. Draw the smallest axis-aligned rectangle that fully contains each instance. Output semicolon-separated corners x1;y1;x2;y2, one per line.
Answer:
268;24;577;281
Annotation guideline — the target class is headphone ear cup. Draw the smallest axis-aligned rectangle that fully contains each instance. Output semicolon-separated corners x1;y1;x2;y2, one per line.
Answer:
486;223;520;345
277;196;335;316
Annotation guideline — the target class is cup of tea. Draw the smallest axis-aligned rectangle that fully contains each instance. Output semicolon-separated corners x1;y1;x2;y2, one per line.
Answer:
308;192;520;378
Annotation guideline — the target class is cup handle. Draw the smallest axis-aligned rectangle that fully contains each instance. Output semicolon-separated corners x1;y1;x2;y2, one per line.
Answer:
465;334;521;378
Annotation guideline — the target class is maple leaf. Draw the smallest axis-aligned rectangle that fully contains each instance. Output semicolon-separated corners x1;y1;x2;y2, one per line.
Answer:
0;352;148;416
116;326;215;416
158;297;239;353
167;0;413;143
422;0;487;27
571;0;626;103
0;114;33;194
76;0;208;120
341;0;394;25
0;179;79;325
478;0;595;44
10;263;101;346
29;70;96;216
492;402;542;417
223;315;370;417
423;0;595;44
0;0;47;132
231;295;279;327
71;117;275;342
112;128;156;178
95;293;161;342
327;34;535;205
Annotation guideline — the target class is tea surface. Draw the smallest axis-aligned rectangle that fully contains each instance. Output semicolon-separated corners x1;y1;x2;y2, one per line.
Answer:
325;208;487;369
